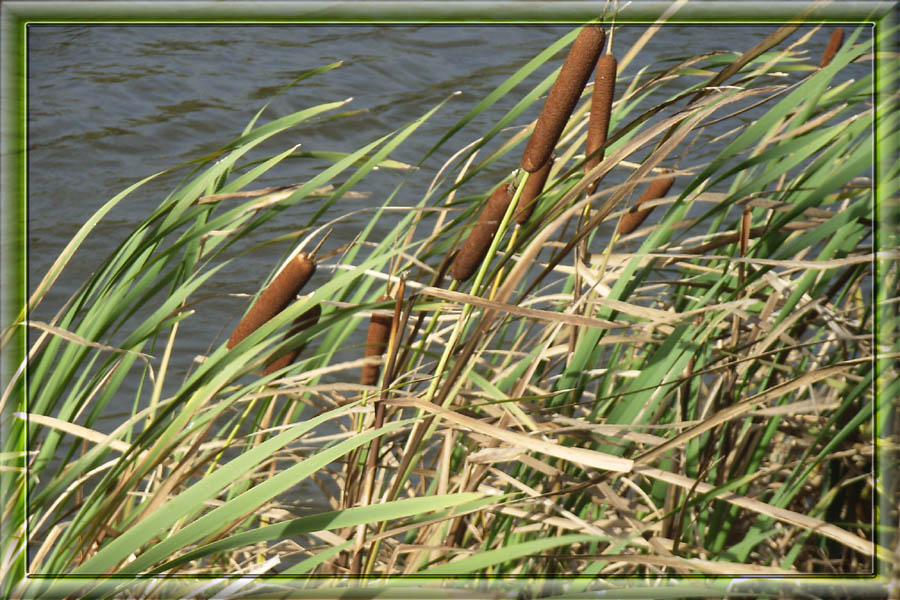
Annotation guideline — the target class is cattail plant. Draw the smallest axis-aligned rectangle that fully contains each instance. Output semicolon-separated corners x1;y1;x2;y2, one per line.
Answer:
819;27;844;67
360;295;393;386
227;252;317;349
520;25;605;172
451;182;515;282
617;173;675;235
262;303;321;375
514;155;554;225
19;20;880;586
585;53;617;194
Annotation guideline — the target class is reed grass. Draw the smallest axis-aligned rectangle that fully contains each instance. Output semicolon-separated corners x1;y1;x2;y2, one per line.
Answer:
5;15;892;599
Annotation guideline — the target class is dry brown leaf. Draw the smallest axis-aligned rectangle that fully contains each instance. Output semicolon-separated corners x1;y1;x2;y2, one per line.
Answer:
387;398;633;473
19;413;133;455
420;286;625;330
592;553;799;575
26;320;153;361
632;463;872;556
637;362;855;464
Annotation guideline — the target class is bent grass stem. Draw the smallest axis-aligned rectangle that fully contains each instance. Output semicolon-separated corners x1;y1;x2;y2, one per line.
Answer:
362;170;530;575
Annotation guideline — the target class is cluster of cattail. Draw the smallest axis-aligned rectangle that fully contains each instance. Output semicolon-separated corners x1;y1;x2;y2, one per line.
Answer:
226;245;400;386
520;25;605;173
819;27;844;68
450;26;610;284
617;172;676;235
451;182;515;282
585;53;617;194
227;22;660;384
361;295;393;386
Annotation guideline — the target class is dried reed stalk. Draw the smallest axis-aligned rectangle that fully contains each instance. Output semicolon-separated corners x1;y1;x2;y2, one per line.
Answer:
740;207;752;258
819;27;844;68
262;304;321;375
514;155;554;225
451;182;515;282
617;174;675;235
361;295;393;386
585;54;617;194
521;25;605;172
227;253;316;349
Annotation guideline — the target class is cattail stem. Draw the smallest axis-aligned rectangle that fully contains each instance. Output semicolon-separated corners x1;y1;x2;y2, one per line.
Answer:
204;394;260;477
740;206;751;259
616;174;676;235
585;53;617;195
353;288;405;575
227;253;316;349
521;25;605;172
349;294;395;510
819;27;844;68
451;182;515;282
732;207;752;347
367;171;529;572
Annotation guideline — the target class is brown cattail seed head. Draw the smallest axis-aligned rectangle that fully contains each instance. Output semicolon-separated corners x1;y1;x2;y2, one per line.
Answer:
819;27;844;68
515;155;554;225
617;174;675;235
227;253;316;349
585;54;617;194
740;207;752;257
361;295;393;386
451;182;515;282
521;25;605;172
262;304;321;375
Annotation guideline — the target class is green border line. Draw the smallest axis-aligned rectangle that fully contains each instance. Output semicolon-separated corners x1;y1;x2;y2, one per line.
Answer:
873;4;900;600
2;1;897;599
1;1;899;23
0;3;27;599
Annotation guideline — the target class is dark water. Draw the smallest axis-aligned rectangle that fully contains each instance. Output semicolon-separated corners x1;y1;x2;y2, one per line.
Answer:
26;23;865;433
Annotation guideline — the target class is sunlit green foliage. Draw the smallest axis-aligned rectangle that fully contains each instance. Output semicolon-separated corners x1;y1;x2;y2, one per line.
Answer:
3;15;895;600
